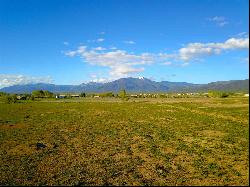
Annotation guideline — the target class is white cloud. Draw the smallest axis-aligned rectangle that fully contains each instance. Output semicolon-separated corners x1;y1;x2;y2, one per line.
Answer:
208;16;228;27
91;78;107;83
65;45;87;56
162;61;172;65
93;47;106;51
177;37;249;62
110;46;117;50
97;38;105;42
123;40;136;44
178;43;217;61
83;50;153;78
222;37;249;49
236;32;248;37
65;46;155;79
109;65;144;77
243;57;249;63
181;62;189;67
87;38;105;43
65;36;249;77
89;74;108;83
63;41;69;45
0;74;53;88
90;74;97;78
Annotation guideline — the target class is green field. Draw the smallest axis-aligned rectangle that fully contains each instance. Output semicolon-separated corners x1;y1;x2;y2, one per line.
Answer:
0;97;249;186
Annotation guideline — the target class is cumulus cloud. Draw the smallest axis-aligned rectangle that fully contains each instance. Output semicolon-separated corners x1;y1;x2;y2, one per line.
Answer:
177;37;249;62
0;74;53;88
208;16;228;27
243;57;249;63
93;47;106;51
235;32;248;37
65;46;154;79
65;36;249;78
63;41;69;45
91;78;107;83
162;61;172;65
89;74;107;83
87;38;105;43
97;38;105;42
109;65;144;77
123;40;136;44
65;45;87;57
110;46;117;50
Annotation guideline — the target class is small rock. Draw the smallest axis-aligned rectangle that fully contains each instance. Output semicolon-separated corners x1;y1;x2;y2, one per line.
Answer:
36;143;46;150
24;115;30;118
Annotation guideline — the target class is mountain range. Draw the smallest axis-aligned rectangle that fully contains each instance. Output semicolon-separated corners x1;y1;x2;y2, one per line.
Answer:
0;77;249;93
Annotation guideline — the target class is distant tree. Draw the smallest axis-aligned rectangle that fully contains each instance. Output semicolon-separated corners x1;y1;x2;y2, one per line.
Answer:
30;95;35;101
99;92;114;97
0;92;7;97
80;92;86;97
43;90;54;98
32;90;44;98
118;89;126;98
118;89;129;100
32;90;53;98
220;92;230;98
20;94;34;101
3;94;17;104
159;94;167;98
208;90;230;98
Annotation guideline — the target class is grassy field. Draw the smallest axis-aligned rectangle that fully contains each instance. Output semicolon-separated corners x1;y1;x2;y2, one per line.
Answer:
0;97;249;186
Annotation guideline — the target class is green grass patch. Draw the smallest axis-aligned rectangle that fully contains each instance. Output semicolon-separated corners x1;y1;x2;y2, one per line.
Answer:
0;97;248;185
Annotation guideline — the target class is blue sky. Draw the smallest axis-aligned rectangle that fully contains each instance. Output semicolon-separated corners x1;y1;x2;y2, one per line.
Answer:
0;0;249;88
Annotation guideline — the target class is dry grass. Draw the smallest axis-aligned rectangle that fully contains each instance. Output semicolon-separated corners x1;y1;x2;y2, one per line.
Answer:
0;97;248;185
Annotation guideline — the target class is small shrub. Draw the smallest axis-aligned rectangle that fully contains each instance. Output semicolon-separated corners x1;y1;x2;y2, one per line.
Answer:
118;89;127;98
3;95;17;104
30;95;35;101
80;92;86;97
220;93;229;98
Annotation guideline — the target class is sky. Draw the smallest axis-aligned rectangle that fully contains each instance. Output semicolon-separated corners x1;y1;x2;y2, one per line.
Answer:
0;0;249;88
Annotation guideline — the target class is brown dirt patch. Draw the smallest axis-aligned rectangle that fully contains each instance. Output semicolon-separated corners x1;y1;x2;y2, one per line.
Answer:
0;123;25;129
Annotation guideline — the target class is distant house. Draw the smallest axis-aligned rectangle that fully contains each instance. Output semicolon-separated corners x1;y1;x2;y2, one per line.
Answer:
130;94;138;98
17;95;26;100
244;93;249;97
55;95;66;99
71;94;80;98
94;95;100;98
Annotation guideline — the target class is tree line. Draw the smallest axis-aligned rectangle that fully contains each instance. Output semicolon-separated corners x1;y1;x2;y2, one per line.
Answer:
0;89;245;104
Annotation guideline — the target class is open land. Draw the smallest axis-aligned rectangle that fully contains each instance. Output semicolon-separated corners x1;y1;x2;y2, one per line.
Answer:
0;97;249;186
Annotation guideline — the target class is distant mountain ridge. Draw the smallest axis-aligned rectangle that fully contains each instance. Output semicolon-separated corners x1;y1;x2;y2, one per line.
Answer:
0;77;248;93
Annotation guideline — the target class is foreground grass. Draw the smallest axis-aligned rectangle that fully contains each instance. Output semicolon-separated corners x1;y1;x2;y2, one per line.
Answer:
0;97;249;185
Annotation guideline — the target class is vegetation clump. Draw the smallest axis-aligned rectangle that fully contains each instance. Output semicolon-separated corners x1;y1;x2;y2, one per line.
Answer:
118;89;129;100
32;90;54;98
208;91;232;98
2;94;17;104
80;92;86;97
98;92;114;97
